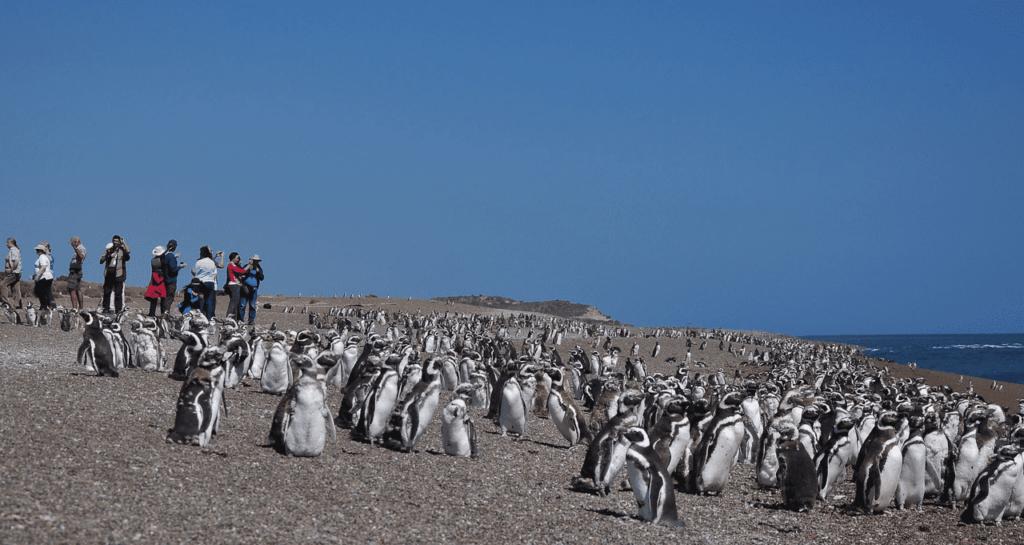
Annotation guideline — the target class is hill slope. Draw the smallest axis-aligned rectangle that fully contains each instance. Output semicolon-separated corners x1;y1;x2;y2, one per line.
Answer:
433;295;616;323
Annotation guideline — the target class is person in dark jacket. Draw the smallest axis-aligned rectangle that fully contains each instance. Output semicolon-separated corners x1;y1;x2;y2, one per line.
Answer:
100;235;130;313
161;239;184;315
238;255;264;324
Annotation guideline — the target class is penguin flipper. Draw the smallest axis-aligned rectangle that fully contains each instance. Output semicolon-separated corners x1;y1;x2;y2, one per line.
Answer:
468;417;479;459
323;407;337;442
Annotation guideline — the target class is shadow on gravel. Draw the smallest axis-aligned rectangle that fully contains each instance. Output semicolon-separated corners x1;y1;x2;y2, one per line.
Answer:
586;507;636;522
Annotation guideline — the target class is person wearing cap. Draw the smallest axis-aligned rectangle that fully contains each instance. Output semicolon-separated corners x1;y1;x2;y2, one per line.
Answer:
32;243;54;310
160;239;185;315
67;237;87;310
0;238;23;309
144;245;168;317
100;235;131;313
238;254;264;324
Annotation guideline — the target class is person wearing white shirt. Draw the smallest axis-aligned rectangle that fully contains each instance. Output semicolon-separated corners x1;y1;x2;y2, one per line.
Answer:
1;237;23;309
191;245;224;319
32;243;54;310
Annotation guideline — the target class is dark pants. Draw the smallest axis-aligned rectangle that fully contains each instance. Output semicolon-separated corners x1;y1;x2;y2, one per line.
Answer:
161;282;177;314
239;286;258;324
147;298;161;317
0;272;22;308
102;272;125;312
34;279;54;309
201;282;217;319
226;284;241;319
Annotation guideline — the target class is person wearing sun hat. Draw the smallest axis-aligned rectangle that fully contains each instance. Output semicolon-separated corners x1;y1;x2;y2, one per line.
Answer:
32;243;55;310
143;245;168;317
238;254;264;324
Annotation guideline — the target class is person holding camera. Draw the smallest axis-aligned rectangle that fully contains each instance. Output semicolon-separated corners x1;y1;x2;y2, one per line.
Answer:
0;238;23;310
160;239;185;315
100;235;131;313
224;252;250;320
67;237;87;310
192;245;224;319
239;255;264;325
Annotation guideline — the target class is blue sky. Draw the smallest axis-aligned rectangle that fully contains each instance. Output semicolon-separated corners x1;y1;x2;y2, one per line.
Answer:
1;2;1021;335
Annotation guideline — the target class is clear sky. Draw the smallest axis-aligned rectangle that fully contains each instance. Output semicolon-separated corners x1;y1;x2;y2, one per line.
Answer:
1;2;1021;335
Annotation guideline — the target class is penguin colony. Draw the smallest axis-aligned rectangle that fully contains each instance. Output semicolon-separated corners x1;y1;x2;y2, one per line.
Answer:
56;303;1024;529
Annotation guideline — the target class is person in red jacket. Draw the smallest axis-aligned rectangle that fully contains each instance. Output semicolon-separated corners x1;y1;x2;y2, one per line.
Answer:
144;245;168;317
224;252;250;320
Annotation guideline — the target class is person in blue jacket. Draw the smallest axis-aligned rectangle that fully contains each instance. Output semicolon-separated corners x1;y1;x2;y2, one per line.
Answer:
161;240;185;315
178;277;204;315
238;255;264;325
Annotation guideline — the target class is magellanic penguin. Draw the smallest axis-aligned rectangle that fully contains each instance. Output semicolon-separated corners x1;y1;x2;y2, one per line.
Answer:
499;375;528;438
389;357;443;452
26;302;37;327
77;311;118;377
356;356;400;445
268;354;335;457
622;427;685;528
578;395;645;496
166;352;226;448
776;436;819;512
738;381;763;465
441;391;480;458
816;418;857;501
260;334;292;395
325;335;361;388
130;318;165;372
895;415;927;511
168;318;209;381
757;419;797;489
247;333;270;379
547;368;592;448
854;411;903;514
649;397;691;477
961;444;1022;524
336;357;381;430
533;367;552;418
690;391;746;495
952;409;998;506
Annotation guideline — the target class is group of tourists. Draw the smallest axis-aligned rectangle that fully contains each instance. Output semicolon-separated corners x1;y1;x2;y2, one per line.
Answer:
0;234;265;324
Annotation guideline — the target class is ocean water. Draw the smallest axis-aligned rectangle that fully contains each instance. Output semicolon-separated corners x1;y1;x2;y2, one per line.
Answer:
805;333;1024;385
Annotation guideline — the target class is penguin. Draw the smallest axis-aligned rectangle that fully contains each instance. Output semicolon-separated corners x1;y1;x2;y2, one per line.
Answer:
922;411;953;498
260;336;292;395
625;357;647;382
854;411;903;514
757;420;797;489
578;415;637;496
76;311;118;377
168;328;208;381
547;368;592;448
104;321;130;369
1004;437;1024;520
649;397;691;477
962;444;1022;524
533;368;551;418
221;334;251;389
816;418;857;501
622;427;685;528
738;381;763;464
797;405;820;461
952;409;998;505
325;335;361;388
130;318;165;372
651;342;661;359
469;371;491;411
441;396;479;458
335;358;381;429
59;306;73;332
499;376;528;437
166;353;226;447
248;334;269;379
268;354;335;457
356;357;400;445
691;391;746;495
26;302;37;327
896;415;927;510
439;354;459;391
389;357;442;452
776;437;819;512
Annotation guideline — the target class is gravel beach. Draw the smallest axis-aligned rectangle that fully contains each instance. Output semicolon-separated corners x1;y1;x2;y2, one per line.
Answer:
1;294;1022;545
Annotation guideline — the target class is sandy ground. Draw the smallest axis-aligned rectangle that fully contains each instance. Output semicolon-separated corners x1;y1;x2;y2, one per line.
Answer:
1;292;1022;545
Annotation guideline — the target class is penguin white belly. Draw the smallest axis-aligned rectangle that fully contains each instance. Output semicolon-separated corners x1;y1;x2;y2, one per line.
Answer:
871;448;903;512
967;461;1020;523
413;390;440;444
284;389;328;457
1005;455;1024;519
261;346;291;394
440;363;458;391
441;400;472;457
923;433;948;496
367;374;399;441
548;394;574;444
700;422;744;493
953;439;982;501
626;458;651;516
896;443;926;509
499;383;527;436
